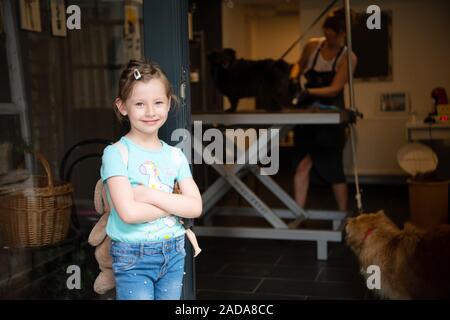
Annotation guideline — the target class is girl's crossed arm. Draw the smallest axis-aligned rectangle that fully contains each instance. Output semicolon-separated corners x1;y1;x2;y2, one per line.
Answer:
133;177;202;219
107;176;170;224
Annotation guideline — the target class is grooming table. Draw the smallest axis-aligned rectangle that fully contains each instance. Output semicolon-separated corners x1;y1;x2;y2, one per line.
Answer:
191;109;350;260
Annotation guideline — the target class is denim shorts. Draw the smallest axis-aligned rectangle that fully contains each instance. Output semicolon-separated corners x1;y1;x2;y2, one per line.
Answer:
110;235;186;300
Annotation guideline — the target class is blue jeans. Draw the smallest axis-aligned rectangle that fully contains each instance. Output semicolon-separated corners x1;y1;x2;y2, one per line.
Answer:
110;235;186;300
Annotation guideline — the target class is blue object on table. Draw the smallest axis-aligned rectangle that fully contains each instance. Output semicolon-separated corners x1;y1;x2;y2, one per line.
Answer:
312;102;340;111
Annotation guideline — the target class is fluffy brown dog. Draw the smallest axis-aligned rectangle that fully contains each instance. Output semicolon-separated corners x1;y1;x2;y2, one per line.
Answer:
346;211;450;299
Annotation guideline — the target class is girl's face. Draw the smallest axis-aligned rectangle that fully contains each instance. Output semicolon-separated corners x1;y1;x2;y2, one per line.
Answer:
117;79;170;137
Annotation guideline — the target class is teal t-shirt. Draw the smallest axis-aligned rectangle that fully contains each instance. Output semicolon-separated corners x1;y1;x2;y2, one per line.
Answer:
100;136;192;242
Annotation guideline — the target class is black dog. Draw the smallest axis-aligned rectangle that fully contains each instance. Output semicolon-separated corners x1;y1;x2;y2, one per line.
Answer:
208;48;296;112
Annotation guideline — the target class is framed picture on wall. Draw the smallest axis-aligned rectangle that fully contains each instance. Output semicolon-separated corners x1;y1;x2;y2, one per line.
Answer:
51;0;67;37
353;10;392;81
0;0;4;34
124;2;142;61
19;0;42;32
379;92;409;114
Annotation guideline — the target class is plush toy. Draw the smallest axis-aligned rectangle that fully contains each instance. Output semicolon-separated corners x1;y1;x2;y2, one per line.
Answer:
88;179;202;295
88;179;114;295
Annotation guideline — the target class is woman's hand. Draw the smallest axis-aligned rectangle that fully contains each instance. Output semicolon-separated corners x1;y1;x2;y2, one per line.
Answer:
294;88;312;108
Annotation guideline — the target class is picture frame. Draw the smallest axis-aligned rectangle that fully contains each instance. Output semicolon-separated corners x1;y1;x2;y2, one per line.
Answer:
51;0;67;37
353;10;393;82
124;3;142;60
379;92;409;114
19;0;42;32
0;0;4;34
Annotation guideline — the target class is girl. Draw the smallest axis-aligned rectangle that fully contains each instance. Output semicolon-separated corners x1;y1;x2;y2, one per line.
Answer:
101;60;202;300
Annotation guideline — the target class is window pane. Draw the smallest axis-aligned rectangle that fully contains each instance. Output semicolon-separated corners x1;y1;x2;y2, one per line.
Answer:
0;33;12;102
0;114;23;172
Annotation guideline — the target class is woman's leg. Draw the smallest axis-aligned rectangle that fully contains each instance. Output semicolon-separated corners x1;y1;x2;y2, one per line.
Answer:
293;155;312;208
332;182;348;212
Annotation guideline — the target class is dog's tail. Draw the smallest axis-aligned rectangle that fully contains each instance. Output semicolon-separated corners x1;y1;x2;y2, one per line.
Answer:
398;222;423;255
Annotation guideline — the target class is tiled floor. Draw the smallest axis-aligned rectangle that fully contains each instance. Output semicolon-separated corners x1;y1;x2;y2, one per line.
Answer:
192;159;413;300
195;236;373;300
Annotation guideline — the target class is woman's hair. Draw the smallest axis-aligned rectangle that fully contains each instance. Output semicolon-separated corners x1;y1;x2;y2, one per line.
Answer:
115;59;178;122
322;7;358;34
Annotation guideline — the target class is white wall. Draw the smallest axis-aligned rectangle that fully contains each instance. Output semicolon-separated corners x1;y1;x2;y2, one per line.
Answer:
222;2;300;111
223;0;450;176
222;2;251;59
248;11;300;63
222;2;253;110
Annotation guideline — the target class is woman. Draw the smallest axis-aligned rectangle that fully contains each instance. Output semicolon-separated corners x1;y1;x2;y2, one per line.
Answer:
293;8;358;212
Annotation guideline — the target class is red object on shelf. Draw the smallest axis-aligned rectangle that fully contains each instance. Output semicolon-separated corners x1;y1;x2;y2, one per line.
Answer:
432;88;448;106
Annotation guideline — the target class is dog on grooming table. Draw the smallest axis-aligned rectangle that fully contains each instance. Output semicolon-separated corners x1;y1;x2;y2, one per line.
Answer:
208;48;297;112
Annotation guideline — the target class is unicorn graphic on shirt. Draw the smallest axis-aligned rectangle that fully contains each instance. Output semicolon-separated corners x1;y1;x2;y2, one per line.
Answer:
139;160;177;227
139;161;172;192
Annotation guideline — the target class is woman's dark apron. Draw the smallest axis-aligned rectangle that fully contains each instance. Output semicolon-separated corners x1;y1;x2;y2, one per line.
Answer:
293;42;347;184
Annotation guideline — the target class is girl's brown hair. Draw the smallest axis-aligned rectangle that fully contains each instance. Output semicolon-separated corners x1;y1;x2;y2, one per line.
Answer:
115;60;178;122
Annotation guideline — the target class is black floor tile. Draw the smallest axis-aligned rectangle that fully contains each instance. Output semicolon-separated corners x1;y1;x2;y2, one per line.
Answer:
256;279;367;299
317;257;360;269
270;265;320;281
196;275;261;293
317;267;364;283
219;263;273;277
195;260;228;275
197;250;282;266
197;237;248;254
279;241;318;257
196;290;305;300
276;254;326;268
328;242;357;259
241;239;289;254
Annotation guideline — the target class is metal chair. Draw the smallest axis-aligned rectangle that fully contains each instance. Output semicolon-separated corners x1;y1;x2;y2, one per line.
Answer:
59;138;112;232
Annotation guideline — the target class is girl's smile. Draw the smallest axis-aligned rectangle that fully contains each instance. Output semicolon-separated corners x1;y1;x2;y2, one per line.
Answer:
141;118;160;126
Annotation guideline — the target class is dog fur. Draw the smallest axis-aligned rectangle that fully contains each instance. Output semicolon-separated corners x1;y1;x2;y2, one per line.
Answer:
345;211;450;299
208;48;295;112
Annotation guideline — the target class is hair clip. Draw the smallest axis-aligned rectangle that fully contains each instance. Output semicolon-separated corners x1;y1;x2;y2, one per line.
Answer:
133;69;142;80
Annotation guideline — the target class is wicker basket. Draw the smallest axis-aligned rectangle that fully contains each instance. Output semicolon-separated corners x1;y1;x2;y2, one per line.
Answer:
0;152;73;248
